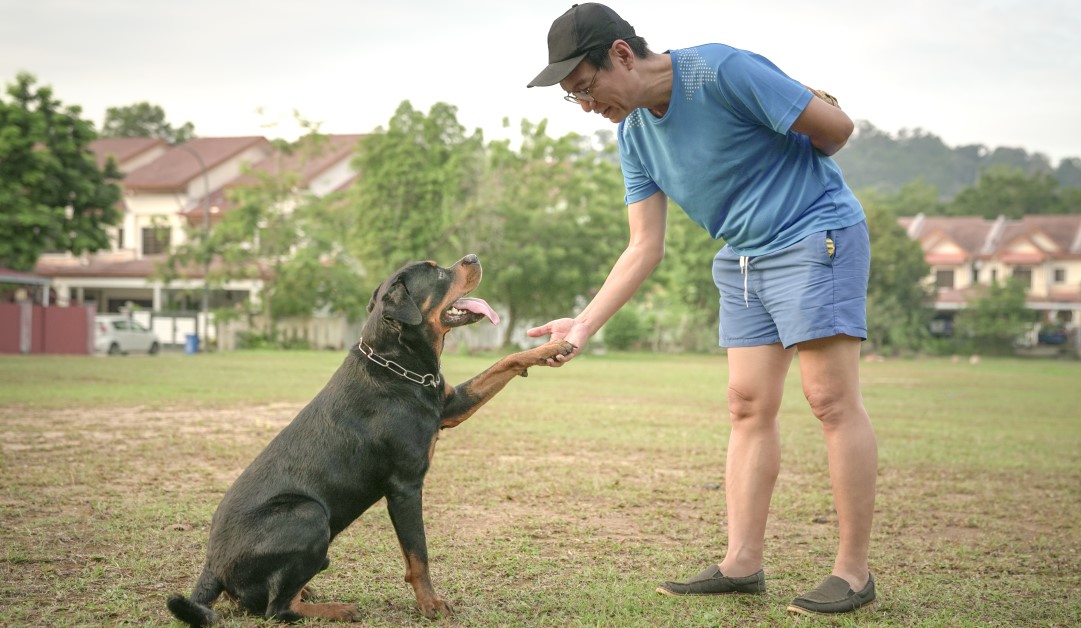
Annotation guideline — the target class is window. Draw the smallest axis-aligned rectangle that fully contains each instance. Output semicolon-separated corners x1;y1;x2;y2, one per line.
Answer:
141;227;171;255
935;269;955;289
116;228;125;249
1053;268;1066;284
1012;267;1032;289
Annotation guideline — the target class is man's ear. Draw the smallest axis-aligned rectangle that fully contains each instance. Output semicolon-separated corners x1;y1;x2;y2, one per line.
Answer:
381;278;422;325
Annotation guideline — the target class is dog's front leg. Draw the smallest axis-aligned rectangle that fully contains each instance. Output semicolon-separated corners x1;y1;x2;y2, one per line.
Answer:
440;339;573;429
386;483;452;619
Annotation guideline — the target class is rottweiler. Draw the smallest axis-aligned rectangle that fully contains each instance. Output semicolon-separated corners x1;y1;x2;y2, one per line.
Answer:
167;254;573;625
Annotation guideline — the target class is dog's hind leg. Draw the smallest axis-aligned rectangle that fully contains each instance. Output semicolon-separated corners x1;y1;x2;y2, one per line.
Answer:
167;567;223;627
269;590;363;623
296;557;331;602
260;503;360;623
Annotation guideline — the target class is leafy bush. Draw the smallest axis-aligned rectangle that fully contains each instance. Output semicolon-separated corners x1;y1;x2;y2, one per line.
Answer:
603;307;649;351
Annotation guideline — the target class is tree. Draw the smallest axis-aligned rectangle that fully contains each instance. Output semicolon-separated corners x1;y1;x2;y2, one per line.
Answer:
461;119;629;343
951;280;1034;355
833;121;1081;200
345;101;484;281
269;190;369;322
946;166;1064;217
643;203;727;351
0;72;122;271
100;101;194;143
161;129;364;340
1054;157;1081;189
884;179;944;216
858;189;934;355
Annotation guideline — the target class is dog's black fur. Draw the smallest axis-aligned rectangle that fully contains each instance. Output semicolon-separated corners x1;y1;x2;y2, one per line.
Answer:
167;255;572;625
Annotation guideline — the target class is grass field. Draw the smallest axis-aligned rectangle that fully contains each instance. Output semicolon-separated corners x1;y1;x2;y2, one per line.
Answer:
1;350;1079;627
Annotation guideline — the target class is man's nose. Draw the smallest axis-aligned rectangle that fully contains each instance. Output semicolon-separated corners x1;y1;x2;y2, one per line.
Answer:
579;100;594;113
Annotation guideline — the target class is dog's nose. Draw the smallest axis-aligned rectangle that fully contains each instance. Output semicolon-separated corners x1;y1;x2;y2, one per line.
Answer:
461;254;479;266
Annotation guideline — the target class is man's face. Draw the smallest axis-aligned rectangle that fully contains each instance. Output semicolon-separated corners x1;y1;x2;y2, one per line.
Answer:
559;56;632;124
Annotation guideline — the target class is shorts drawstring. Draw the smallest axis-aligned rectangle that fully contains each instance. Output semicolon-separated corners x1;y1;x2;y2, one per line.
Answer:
739;255;749;307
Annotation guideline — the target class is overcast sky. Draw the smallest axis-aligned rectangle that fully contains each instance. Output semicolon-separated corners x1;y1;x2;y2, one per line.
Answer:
3;0;1079;163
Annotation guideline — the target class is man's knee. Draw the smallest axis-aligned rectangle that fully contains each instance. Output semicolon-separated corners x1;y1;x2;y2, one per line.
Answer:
804;386;863;427
728;384;779;424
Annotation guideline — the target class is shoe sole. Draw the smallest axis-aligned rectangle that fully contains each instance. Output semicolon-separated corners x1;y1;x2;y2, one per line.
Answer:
786;599;877;616
656;587;764;597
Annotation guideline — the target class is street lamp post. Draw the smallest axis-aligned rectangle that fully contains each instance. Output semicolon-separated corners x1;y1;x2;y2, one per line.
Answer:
173;143;211;351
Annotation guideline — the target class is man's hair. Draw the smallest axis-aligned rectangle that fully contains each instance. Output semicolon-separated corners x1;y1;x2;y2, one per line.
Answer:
584;36;650;70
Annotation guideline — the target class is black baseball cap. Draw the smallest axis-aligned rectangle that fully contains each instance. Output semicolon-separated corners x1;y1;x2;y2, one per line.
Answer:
527;3;636;88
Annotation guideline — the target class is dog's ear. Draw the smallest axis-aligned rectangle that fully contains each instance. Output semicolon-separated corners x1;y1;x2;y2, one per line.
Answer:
380;278;423;325
366;283;381;314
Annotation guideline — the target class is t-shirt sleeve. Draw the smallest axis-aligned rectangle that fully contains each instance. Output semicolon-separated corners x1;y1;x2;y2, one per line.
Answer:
714;50;812;135
619;123;660;205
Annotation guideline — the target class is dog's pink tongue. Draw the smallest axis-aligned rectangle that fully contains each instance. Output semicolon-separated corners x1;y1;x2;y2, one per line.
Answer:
454;297;500;325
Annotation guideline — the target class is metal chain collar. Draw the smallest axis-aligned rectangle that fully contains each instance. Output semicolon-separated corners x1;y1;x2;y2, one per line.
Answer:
356;337;441;389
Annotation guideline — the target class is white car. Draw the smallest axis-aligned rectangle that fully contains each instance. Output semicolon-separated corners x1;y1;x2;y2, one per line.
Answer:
95;314;161;355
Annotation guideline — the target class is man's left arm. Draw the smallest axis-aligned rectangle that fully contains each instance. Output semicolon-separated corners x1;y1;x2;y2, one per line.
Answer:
790;89;854;156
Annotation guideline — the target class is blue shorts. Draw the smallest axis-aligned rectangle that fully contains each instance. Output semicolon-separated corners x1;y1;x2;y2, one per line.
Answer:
712;221;869;349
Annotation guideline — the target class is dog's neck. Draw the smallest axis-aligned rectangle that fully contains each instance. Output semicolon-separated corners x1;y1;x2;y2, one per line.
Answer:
355;323;442;385
354;336;441;389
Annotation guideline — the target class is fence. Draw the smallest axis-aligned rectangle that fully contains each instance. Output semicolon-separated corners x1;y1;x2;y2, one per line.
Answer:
0;302;96;355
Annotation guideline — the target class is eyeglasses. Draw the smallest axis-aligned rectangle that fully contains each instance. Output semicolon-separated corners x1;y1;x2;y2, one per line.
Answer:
563;67;600;104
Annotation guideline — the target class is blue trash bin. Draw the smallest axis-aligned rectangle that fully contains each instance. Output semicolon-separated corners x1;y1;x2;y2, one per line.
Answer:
184;333;199;355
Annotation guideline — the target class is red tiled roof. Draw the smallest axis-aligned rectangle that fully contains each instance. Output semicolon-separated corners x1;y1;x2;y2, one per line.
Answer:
87;137;166;170
918;216;993;254
901;214;1081;260
122;137;272;191
999;252;1047;265
180;134;364;223
34;256;272;281
35;256;168;279
87;137;166;169
925;253;967;265
251;134;365;185
999;214;1081;254
0;267;51;284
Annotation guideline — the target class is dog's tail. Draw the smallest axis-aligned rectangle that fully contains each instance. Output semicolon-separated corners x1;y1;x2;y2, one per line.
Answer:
167;568;223;627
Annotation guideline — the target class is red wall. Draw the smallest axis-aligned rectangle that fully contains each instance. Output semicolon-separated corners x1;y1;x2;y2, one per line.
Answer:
0;303;95;355
0;303;22;353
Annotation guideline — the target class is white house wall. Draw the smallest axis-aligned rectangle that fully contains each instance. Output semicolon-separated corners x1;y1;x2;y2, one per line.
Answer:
183;146;273;200
310;159;355;197
118;146;168;174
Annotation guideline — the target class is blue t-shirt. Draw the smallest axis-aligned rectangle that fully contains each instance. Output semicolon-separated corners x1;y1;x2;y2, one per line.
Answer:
619;44;865;256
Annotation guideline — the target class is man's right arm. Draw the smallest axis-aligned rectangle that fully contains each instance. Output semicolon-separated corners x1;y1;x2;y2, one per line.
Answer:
527;190;668;362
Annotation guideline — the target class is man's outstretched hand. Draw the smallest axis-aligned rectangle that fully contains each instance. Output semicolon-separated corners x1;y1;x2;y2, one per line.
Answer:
526;318;586;366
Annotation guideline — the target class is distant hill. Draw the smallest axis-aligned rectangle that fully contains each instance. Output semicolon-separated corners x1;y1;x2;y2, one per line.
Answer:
833;121;1081;199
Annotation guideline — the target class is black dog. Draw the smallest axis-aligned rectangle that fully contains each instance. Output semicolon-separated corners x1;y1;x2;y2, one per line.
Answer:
168;255;572;625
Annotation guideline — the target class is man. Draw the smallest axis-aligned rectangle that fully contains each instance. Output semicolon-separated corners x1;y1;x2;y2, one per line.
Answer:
525;3;878;616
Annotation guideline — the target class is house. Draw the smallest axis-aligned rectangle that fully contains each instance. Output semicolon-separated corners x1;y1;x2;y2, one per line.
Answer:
33;134;364;346
899;213;1081;344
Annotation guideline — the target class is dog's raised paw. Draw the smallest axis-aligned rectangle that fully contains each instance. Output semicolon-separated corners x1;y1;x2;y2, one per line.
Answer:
535;339;575;362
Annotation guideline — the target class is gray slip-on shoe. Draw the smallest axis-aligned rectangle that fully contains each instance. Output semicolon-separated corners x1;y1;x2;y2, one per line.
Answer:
787;573;876;615
656;565;766;596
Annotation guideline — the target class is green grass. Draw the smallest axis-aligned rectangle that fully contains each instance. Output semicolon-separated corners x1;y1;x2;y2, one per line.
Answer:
1;350;1079;626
